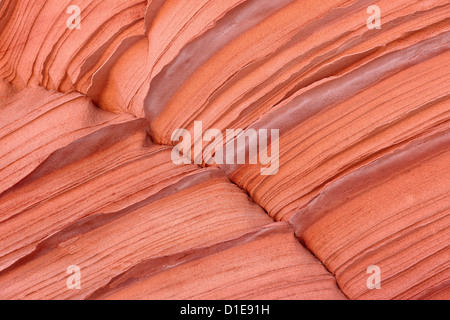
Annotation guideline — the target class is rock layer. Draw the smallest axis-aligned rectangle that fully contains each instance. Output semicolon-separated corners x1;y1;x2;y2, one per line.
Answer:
92;222;346;300
0;0;448;300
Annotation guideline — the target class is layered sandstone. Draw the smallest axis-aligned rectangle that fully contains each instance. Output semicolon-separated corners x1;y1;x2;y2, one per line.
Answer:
0;0;448;300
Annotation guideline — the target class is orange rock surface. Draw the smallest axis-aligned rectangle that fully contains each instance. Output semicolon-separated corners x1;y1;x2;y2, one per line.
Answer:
0;0;448;300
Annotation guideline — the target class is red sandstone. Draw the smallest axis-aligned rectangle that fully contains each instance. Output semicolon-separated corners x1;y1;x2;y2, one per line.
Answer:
0;0;448;300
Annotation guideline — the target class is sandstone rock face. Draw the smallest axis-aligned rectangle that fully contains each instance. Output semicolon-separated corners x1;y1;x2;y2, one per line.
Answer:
0;0;448;300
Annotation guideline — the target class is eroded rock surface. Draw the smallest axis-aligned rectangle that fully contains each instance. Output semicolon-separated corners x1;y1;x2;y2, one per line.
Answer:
0;0;448;300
